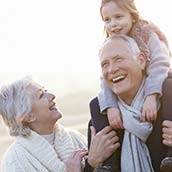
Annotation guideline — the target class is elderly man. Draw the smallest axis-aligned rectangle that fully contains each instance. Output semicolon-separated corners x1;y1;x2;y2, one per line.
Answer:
0;77;120;172
85;35;172;172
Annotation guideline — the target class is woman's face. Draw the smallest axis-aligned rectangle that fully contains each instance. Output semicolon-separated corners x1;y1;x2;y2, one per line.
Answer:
101;1;133;36
26;82;62;129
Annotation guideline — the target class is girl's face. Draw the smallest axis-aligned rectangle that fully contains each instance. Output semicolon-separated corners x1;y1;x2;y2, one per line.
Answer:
101;1;133;36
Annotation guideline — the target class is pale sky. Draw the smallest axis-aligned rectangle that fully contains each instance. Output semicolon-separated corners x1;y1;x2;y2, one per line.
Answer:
0;0;172;95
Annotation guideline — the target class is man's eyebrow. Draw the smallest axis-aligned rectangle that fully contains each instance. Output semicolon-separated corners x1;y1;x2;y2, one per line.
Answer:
112;54;121;60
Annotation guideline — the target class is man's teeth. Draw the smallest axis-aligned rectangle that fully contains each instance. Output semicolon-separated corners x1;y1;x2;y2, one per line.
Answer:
112;75;125;83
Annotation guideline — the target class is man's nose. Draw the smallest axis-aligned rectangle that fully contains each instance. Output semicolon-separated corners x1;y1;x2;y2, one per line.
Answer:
108;63;119;73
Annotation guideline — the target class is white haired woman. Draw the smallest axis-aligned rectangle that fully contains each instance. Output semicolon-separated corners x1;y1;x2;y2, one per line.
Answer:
0;77;88;172
0;77;120;172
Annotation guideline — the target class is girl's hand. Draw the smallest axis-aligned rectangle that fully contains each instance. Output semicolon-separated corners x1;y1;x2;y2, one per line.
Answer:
162;120;172;147
66;149;87;172
107;107;123;129
141;94;158;122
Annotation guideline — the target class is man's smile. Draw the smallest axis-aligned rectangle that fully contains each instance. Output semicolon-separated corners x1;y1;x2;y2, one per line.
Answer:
111;74;126;84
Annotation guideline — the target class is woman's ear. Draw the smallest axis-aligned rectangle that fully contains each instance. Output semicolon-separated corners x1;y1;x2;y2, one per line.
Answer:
19;114;36;124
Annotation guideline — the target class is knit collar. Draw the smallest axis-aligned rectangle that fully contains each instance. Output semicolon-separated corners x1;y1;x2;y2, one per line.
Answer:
15;124;83;172
41;133;55;146
15;124;66;172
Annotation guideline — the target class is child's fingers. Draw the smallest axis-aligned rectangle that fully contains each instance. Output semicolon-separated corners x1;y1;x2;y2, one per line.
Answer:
163;139;172;147
162;120;172;128
146;110;157;122
152;110;157;121
111;117;123;129
110;120;118;129
146;111;153;121
118;118;124;129
141;111;146;122
162;132;172;147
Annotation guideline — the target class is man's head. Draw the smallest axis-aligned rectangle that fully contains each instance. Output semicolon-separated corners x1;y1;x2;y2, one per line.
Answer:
99;35;146;104
0;77;62;136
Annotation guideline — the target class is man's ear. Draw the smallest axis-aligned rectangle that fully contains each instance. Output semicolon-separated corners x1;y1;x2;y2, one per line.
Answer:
20;114;36;124
138;52;146;70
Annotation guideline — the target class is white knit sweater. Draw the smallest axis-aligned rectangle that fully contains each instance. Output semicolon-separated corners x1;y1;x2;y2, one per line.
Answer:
1;124;87;172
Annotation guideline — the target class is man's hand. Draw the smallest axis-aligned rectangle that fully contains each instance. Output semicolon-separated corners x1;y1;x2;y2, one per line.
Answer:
107;107;123;129
162;120;172;147
141;94;158;122
87;126;120;168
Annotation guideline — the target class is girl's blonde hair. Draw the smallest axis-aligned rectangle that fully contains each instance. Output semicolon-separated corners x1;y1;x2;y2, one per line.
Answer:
100;0;169;60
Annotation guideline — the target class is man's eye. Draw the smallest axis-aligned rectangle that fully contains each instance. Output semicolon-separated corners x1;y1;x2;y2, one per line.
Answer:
102;62;108;68
116;57;122;62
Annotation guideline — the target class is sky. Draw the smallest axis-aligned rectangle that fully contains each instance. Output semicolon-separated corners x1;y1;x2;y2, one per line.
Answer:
0;0;172;96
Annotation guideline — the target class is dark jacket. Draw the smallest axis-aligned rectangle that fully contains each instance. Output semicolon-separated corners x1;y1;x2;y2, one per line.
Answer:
84;75;172;172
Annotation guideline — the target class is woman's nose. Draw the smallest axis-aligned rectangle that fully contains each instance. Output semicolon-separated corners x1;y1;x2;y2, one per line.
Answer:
49;93;55;101
44;92;55;101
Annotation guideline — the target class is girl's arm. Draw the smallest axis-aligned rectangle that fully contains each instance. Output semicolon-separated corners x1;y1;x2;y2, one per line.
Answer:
145;32;171;97
98;77;118;113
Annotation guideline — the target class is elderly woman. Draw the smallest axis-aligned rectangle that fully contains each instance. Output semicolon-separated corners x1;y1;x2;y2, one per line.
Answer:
0;77;119;172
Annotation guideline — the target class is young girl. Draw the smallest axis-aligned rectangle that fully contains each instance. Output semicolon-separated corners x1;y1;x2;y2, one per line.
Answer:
92;0;171;171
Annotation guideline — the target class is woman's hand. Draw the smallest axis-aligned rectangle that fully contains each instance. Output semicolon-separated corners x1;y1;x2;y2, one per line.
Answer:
66;149;87;172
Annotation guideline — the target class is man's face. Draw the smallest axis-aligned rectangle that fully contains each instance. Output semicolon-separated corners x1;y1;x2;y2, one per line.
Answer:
100;38;145;104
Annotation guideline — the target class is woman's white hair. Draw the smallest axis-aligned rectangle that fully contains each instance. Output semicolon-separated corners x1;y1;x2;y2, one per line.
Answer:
0;77;34;136
99;34;140;58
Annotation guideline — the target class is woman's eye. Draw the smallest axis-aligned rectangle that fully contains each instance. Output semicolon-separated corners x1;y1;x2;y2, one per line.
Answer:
40;93;44;98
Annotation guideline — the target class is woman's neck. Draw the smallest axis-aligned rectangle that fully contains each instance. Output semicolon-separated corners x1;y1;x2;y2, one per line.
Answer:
29;123;56;135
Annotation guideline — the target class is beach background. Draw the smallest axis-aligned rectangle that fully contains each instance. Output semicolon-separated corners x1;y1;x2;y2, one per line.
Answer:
0;0;172;171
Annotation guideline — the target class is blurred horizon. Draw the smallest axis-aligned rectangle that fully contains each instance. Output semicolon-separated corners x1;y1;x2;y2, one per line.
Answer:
0;0;172;80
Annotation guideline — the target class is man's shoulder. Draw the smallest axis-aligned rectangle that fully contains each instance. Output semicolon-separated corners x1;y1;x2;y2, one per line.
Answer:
161;72;172;119
163;72;172;90
89;97;99;107
162;72;172;102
